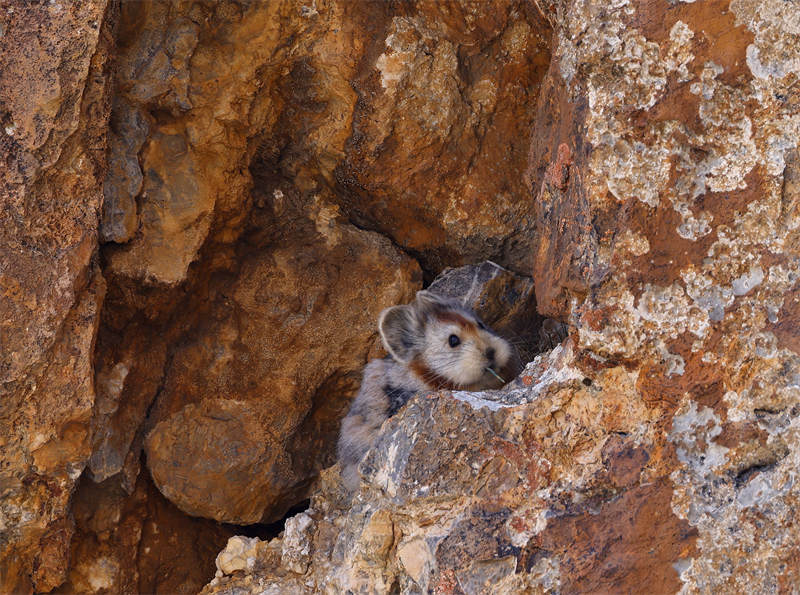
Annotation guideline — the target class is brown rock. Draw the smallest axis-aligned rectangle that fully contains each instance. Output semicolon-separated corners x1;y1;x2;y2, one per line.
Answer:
335;0;553;273
143;219;420;523
0;1;113;589
88;333;167;484
31;519;74;593
3;0;799;591
1;275;106;594
527;0;800;590
102;0;367;284
203;1;800;593
538;481;698;593
99;98;148;244
57;472;234;595
145;399;272;524
200;345;691;593
528;142;599;320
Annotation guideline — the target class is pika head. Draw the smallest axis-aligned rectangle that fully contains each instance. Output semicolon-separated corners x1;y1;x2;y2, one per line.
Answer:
378;290;513;390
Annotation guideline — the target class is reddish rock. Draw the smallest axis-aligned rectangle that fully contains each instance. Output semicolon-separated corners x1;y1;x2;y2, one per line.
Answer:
3;0;799;592
57;472;234;595
528;0;800;590
529;141;599;319
537;481;697;594
203;1;800;593
0;1;113;590
145;400;272;524
335;0;553;273
143;219;420;523
200;345;689;593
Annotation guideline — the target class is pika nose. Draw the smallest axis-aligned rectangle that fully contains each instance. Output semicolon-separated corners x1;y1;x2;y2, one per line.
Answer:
486;347;496;363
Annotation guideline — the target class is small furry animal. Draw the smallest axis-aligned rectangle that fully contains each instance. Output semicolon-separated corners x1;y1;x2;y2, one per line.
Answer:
337;290;514;491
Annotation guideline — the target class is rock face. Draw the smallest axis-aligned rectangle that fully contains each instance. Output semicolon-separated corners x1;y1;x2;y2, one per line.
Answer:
57;472;235;595
0;2;112;592
527;2;800;588
202;0;800;594
6;0;553;589
143;223;420;524
2;0;799;592
333;2;553;273
100;0;551;285
203;344;695;594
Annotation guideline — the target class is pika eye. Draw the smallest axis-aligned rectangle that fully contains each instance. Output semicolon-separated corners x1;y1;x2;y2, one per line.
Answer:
448;334;461;348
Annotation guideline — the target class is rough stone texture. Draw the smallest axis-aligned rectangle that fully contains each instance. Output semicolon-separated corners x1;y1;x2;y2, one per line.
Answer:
142;221;420;524
201;0;800;593
0;1;112;591
4;0;799;592
102;0;248;283
201;345;694;594
529;1;800;589
56;472;234;595
98;0;553;285
334;0;553;273
86;0;553;537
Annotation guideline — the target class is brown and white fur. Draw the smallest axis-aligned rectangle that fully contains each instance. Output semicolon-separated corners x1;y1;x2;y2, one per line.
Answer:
337;290;513;491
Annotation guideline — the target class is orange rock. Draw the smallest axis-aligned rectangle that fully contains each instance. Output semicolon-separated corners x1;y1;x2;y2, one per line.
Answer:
143;221;420;523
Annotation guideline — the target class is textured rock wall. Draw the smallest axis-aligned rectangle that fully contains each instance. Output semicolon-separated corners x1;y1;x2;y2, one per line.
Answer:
2;0;798;592
1;0;553;592
203;0;800;594
0;1;112;591
532;1;800;587
91;0;551;541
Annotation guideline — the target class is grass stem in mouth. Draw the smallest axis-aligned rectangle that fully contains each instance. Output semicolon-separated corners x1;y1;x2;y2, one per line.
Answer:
486;367;505;384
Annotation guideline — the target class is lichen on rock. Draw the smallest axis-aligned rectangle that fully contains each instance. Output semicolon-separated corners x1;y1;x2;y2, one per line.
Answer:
203;0;800;592
2;0;799;592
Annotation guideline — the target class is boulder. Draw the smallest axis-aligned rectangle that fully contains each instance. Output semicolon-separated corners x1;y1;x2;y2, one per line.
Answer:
143;221;420;523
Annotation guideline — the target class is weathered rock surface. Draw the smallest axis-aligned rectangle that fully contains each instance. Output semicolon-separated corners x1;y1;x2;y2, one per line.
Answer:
56;472;234;595
333;1;553;273
526;1;800;589
143;221;420;524
0;1;112;591
3;0;799;591
81;0;552;546
202;0;800;593
98;0;553;285
202;344;692;594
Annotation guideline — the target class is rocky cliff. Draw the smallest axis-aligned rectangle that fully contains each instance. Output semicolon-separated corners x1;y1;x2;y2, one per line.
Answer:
0;0;798;593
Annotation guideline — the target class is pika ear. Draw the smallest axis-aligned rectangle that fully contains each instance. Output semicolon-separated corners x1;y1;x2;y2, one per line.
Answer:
414;290;447;313
378;305;420;363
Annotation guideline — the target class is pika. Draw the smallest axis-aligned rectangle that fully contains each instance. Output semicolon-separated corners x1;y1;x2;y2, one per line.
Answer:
337;290;514;491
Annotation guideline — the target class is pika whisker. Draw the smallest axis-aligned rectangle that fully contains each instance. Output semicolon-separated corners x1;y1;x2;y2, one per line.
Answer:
485;367;505;384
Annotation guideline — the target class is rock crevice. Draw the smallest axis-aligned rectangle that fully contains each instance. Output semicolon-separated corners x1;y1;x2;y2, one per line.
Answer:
1;0;798;592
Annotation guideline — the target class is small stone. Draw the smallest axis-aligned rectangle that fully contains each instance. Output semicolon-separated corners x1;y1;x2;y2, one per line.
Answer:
215;536;262;575
281;512;315;574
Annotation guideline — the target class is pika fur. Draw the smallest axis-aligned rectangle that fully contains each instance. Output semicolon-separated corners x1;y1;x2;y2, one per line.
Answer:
337;290;514;491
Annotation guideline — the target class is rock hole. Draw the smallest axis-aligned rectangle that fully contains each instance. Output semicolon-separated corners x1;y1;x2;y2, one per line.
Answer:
226;499;312;541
